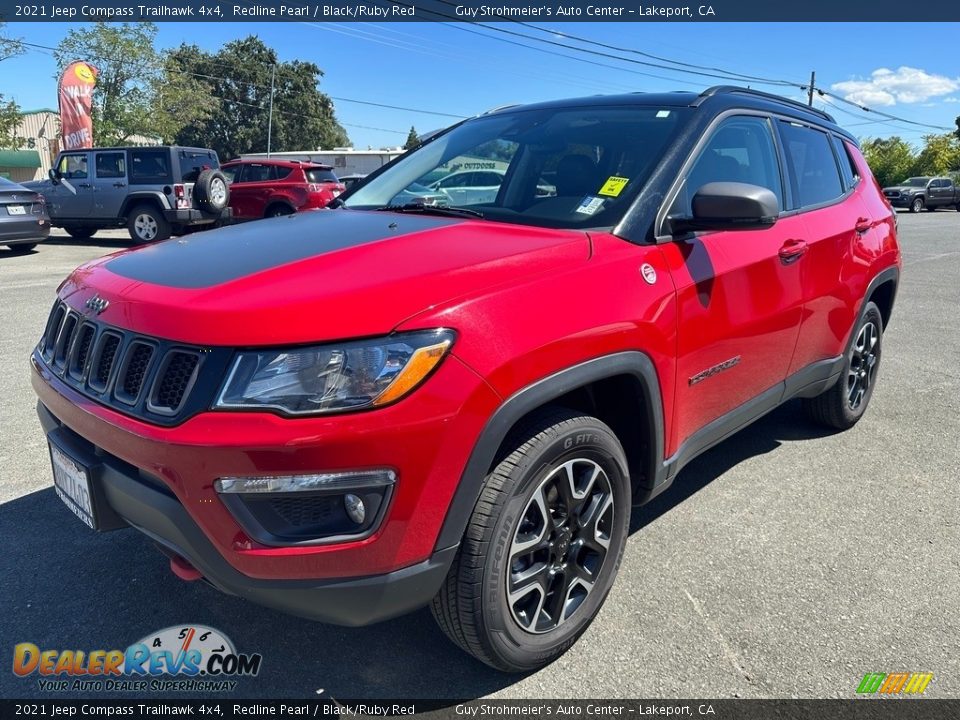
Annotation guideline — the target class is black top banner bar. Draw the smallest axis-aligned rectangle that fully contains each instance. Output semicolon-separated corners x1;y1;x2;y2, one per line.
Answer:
2;0;960;22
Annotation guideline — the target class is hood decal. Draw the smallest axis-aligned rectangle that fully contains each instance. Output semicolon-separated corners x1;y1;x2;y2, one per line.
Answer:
106;210;462;289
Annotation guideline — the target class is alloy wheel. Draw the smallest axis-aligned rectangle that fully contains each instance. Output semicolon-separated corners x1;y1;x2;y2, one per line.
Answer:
134;214;158;241
211;178;227;206
847;320;879;410
507;458;615;634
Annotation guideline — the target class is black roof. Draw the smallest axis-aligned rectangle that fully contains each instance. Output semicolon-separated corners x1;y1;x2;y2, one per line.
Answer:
486;86;853;142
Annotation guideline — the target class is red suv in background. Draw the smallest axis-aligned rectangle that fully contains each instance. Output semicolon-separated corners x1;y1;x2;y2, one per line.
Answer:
32;87;900;672
220;159;345;219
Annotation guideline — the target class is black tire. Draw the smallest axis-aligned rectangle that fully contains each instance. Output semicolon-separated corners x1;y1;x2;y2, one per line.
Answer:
265;204;295;218
431;408;631;672
955;203;960;212
63;226;96;240
909;197;924;213
804;301;883;430
193;169;230;213
7;243;37;253
127;203;171;244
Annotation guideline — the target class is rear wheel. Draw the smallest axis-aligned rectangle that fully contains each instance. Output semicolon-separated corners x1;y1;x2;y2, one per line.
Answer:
431;408;631;672
265;204;295;218
127;204;171;244
804;302;883;430
910;197;924;213
63;226;96;240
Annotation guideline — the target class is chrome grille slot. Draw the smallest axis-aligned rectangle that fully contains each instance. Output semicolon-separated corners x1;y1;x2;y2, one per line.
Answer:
115;342;155;405
149;351;200;415
53;313;79;368
69;324;96;380
88;332;121;392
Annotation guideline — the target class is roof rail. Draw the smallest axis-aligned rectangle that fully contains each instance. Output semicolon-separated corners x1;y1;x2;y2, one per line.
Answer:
694;85;835;123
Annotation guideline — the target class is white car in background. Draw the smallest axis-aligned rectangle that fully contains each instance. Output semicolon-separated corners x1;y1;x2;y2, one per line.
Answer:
429;169;505;206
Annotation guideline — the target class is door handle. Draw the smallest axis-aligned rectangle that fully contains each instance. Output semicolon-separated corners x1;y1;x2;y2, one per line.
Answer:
77;183;92;189
778;239;807;264
855;217;871;234
113;182;126;188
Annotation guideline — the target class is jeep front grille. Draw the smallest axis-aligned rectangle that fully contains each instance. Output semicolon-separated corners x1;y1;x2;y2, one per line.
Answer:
36;301;232;426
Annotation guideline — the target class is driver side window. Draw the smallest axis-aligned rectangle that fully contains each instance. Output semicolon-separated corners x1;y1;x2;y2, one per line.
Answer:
671;116;784;217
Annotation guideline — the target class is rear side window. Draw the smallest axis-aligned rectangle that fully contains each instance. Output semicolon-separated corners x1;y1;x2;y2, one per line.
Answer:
779;122;844;208
944;179;955;190
95;152;125;179
673;115;784;216
239;164;278;183
831;136;860;191
305;168;338;183
130;150;172;184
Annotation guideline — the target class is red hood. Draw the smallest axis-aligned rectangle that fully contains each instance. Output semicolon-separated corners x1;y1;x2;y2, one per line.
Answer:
59;209;590;346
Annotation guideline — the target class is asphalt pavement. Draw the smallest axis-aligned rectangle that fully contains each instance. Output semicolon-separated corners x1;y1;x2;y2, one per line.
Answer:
1;213;958;700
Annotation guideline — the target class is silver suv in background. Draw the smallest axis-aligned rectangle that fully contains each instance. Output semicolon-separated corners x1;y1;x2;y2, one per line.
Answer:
26;146;232;243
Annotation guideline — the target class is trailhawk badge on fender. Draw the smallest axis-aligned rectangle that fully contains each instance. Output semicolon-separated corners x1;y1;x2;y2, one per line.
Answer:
640;263;657;284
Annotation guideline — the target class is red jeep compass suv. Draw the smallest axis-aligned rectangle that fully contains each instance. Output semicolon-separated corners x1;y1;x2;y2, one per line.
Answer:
32;87;900;672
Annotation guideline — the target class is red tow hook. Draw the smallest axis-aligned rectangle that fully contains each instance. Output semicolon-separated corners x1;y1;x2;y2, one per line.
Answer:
169;554;203;582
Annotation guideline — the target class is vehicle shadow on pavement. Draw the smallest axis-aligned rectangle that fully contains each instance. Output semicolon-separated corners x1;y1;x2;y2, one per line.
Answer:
42;237;131;250
0;489;516;701
629;400;838;534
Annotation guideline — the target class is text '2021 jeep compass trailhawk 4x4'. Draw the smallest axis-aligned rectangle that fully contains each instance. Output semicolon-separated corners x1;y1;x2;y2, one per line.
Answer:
32;87;900;672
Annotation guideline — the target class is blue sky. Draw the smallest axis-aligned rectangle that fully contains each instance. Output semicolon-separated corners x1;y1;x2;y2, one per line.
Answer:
3;21;959;150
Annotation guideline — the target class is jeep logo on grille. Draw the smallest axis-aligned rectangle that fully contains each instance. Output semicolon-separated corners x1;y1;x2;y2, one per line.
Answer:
85;295;109;315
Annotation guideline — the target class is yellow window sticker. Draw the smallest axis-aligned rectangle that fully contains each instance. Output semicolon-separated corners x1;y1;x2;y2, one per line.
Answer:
598;176;629;197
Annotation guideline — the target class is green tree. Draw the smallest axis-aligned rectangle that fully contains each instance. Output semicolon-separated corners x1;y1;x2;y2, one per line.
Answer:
170;37;349;161
912;133;960;176
404;126;419;150
54;22;215;145
860;136;917;188
0;22;24;148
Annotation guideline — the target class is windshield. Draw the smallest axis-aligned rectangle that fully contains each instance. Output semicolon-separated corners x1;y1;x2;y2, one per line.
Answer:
343;104;691;229
902;177;930;187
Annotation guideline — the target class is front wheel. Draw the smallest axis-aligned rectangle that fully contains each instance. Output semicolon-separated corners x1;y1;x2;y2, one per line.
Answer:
431;409;631;672
804;301;883;430
910;197;924;213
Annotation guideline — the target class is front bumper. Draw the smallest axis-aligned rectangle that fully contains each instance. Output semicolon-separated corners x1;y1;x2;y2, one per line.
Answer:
884;195;913;208
38;401;456;626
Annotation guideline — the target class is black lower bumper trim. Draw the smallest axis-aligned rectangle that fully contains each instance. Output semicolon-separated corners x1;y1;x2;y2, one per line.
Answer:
37;401;456;627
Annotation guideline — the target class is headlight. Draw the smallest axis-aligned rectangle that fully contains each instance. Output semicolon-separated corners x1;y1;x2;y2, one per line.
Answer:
215;329;454;415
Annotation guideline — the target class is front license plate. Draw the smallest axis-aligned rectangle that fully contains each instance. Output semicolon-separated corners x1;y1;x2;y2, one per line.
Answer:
50;443;97;529
6;205;26;215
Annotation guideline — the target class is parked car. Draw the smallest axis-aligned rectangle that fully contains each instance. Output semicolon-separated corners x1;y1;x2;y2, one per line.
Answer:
390;182;449;207
429;169;504;205
32;86;900;672
882;176;960;212
0;176;50;253
338;173;367;192
25;146;231;243
220;159;345;220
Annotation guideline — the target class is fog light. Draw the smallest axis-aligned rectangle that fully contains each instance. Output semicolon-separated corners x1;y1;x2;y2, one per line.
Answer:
344;494;366;524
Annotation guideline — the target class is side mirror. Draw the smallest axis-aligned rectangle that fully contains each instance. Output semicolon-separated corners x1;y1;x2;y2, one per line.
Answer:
48;168;61;184
669;182;779;235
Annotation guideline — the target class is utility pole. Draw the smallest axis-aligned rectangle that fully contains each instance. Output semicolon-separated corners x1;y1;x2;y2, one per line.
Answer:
808;71;816;107
267;63;276;157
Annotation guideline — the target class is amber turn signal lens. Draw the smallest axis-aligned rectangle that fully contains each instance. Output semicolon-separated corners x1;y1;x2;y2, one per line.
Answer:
372;339;452;406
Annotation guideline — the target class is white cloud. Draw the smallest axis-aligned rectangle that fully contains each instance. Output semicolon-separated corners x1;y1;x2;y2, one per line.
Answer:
831;66;960;107
945;97;960;104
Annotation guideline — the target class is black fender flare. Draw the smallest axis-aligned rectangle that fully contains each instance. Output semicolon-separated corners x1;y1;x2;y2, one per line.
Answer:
120;193;169;219
434;351;665;551
855;265;899;346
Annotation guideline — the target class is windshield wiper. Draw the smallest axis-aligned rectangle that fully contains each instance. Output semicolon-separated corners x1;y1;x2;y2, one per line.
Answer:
374;203;484;219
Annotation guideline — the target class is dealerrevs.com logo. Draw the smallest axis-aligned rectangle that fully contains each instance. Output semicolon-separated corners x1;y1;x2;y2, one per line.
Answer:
13;625;262;693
